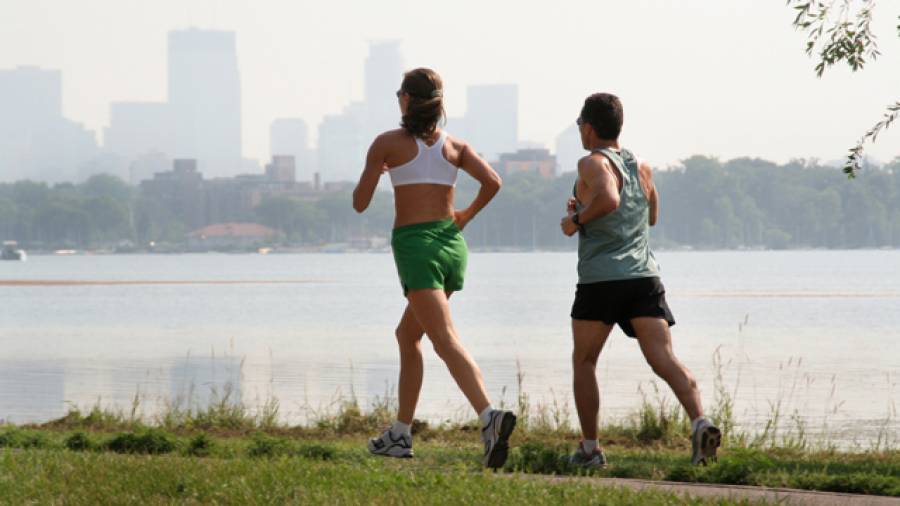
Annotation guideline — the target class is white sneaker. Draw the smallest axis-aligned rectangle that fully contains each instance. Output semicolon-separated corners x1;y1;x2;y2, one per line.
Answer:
367;428;413;458
568;441;608;469
481;410;517;469
691;422;721;465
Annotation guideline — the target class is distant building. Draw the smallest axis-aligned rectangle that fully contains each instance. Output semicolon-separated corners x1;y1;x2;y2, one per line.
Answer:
265;155;296;183
129;151;171;186
139;159;206;230
104;102;175;162
364;40;404;141
168;29;242;178
205;156;314;224
317;102;366;182
0;66;98;182
555;124;582;175
464;84;518;160
493;149;557;179
270;118;315;182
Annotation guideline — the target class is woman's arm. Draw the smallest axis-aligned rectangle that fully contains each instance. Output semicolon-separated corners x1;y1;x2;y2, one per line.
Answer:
352;137;387;213
454;142;502;230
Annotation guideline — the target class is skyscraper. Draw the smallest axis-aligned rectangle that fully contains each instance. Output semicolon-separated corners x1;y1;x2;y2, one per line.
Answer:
363;40;404;141
104;101;175;162
555;124;583;176
167;29;242;178
317;102;366;182
464;84;518;160
270;118;315;183
0;66;97;182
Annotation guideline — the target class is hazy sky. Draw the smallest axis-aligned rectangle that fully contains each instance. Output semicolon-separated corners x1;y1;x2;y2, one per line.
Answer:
3;0;899;167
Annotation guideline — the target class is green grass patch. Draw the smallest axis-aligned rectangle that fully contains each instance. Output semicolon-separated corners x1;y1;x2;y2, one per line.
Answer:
0;448;759;505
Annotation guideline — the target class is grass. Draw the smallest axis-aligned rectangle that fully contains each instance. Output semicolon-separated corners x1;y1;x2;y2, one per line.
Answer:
2;406;899;501
1;345;897;503
0;448;766;506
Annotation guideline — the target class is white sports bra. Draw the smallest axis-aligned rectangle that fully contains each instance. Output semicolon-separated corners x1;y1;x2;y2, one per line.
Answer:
388;131;459;187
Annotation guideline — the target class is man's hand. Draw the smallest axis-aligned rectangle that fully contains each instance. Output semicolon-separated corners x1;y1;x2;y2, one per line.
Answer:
560;215;578;237
453;209;472;231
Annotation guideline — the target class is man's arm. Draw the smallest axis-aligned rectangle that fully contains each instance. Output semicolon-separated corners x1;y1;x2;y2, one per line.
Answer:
638;160;659;226
352;136;387;213
561;155;620;236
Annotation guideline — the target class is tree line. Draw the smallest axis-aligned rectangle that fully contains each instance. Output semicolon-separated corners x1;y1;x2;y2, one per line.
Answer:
1;156;898;250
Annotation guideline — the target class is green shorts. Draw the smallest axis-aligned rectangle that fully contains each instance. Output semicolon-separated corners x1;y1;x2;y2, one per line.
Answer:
391;218;467;296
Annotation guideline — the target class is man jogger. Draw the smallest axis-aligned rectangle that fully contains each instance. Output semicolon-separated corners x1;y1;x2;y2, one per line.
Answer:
560;93;721;467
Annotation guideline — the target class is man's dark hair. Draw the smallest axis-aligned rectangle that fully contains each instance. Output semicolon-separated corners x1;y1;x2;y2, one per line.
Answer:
580;93;623;140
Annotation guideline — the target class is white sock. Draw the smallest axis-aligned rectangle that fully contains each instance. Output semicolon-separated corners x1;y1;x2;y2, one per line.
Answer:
478;406;494;427
691;416;710;434
390;421;411;437
582;439;599;454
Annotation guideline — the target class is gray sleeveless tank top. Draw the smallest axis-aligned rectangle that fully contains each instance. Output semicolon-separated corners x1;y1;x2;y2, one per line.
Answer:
574;147;659;284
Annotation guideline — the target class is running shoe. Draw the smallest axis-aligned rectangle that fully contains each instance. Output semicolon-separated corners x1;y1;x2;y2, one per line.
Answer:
481;410;517;469
691;422;721;465
568;441;608;469
367;428;413;458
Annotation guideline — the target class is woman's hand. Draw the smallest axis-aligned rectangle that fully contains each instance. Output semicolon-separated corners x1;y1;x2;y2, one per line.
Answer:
567;197;577;214
453;209;472;231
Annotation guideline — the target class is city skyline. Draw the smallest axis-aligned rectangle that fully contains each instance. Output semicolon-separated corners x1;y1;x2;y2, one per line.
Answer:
2;0;900;182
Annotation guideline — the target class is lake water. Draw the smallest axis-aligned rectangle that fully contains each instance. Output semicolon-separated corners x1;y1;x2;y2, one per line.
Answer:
1;251;898;447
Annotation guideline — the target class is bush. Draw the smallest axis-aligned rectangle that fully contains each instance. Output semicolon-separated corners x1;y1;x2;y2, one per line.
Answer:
247;433;292;458
297;443;335;461
105;429;176;454
65;432;94;452
187;433;214;457
0;429;50;449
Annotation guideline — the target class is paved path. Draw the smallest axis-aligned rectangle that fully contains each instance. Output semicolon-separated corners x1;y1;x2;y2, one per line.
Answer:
510;474;900;505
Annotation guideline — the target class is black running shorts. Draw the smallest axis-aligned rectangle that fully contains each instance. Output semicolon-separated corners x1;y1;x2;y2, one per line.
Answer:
570;276;676;338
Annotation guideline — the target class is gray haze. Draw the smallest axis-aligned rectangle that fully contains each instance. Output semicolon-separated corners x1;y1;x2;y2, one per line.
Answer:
1;0;899;182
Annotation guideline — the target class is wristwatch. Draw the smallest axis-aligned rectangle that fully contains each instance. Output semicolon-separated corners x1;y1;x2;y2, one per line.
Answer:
571;213;581;226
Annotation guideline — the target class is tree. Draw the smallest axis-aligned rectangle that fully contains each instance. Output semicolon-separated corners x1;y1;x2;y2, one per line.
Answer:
787;1;900;177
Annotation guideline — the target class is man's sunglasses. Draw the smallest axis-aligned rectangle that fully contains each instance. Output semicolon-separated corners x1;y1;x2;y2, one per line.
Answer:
576;117;585;126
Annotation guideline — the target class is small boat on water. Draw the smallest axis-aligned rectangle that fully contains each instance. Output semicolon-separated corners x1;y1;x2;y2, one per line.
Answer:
1;241;27;261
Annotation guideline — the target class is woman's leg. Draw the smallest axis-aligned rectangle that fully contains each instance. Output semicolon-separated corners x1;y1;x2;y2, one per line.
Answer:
395;304;424;424
405;288;490;414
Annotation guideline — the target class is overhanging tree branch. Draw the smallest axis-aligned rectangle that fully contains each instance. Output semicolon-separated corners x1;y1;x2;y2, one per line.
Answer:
787;0;896;178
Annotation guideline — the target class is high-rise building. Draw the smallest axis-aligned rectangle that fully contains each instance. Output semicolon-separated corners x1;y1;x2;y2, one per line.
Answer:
464;84;518;160
167;29;242;178
270;118;315;182
555;124;583;175
104;102;175;162
0;66;98;182
364;40;404;141
317;102;366;183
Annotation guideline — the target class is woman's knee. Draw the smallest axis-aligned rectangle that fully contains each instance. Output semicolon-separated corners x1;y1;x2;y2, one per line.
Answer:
395;325;422;350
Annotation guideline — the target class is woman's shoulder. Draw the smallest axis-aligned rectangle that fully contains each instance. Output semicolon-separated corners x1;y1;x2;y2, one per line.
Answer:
441;131;469;151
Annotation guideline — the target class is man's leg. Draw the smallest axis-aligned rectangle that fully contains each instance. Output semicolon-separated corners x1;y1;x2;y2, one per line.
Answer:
572;319;614;440
630;316;702;420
